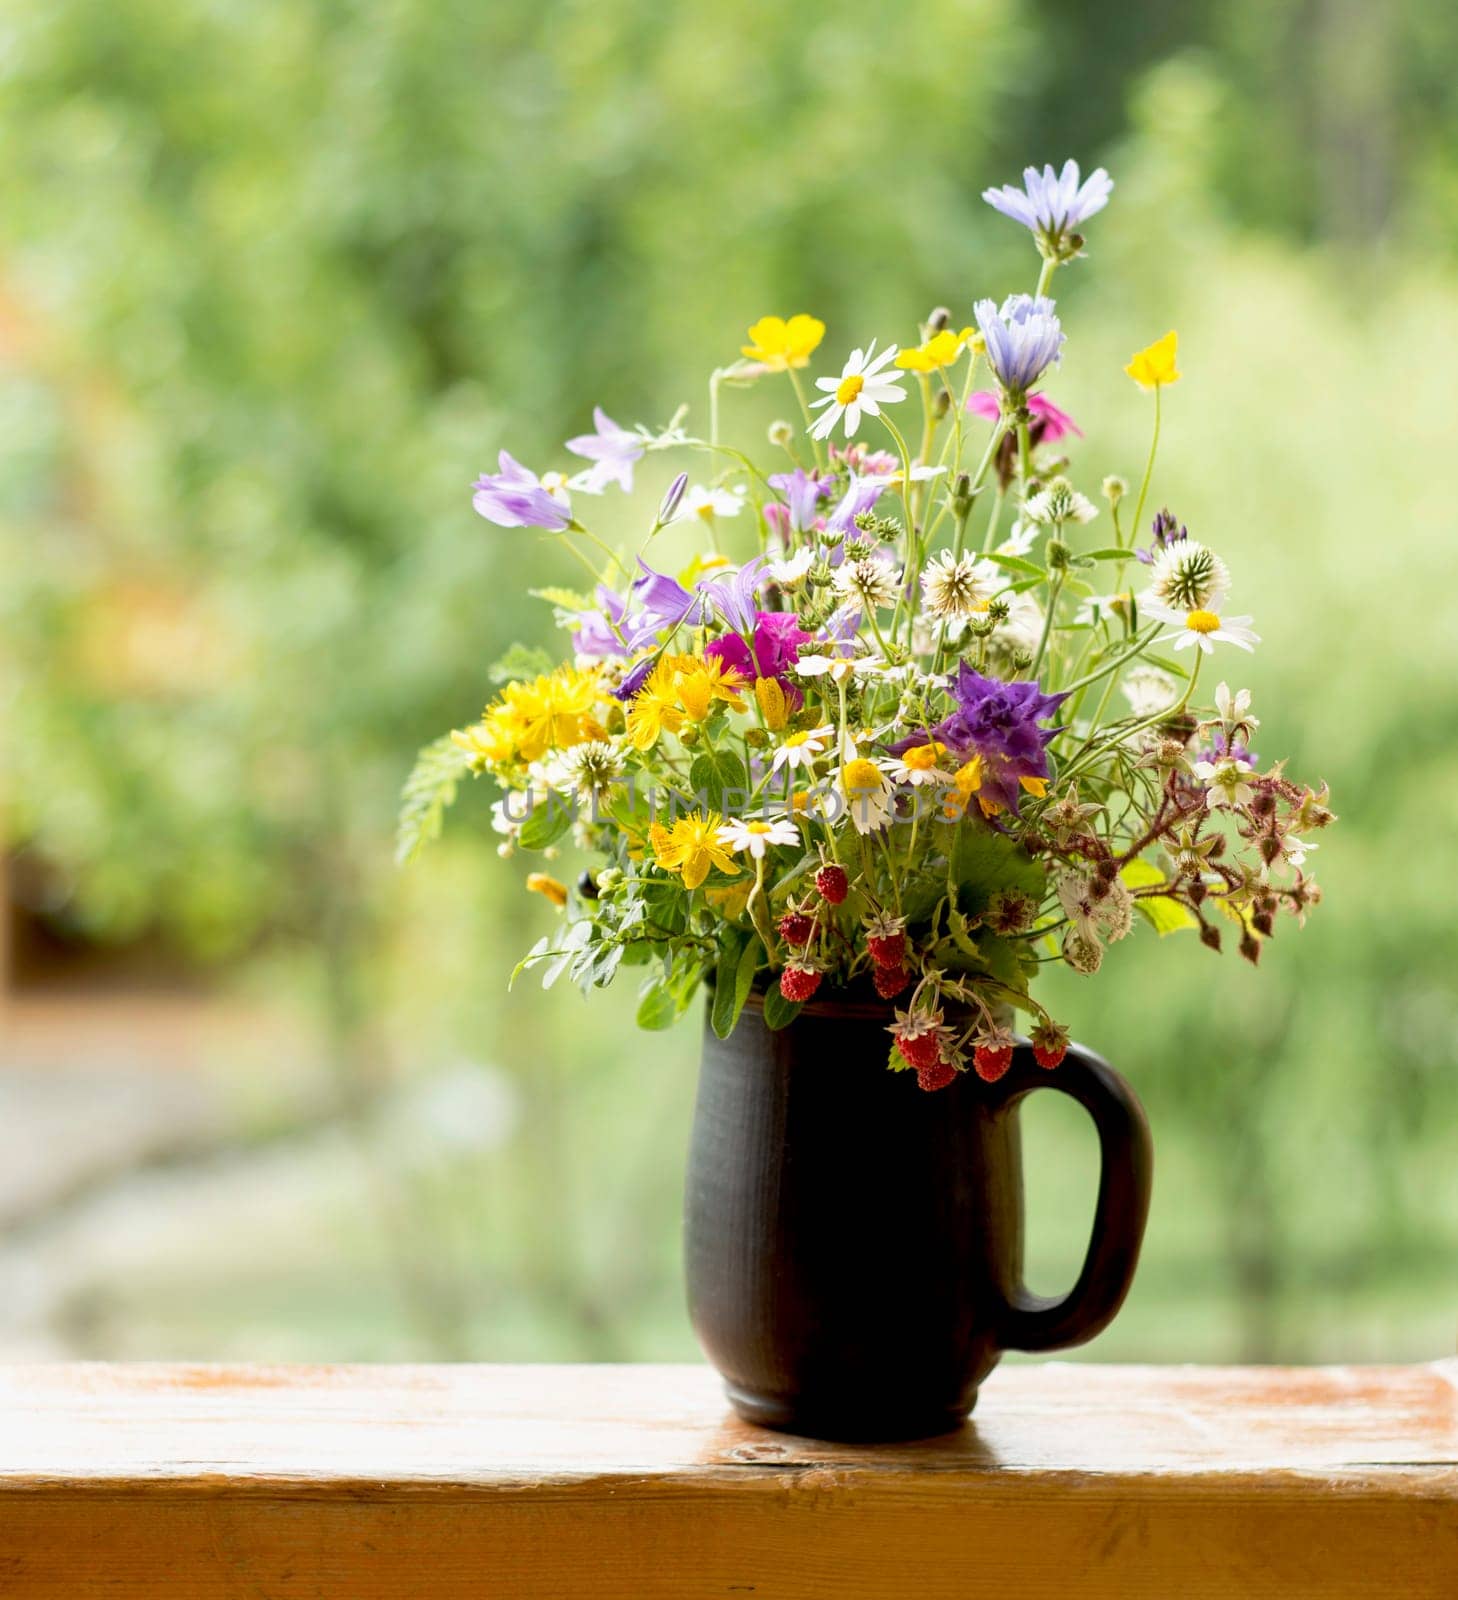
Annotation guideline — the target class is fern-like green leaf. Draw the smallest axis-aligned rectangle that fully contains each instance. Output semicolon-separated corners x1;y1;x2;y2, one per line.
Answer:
396;736;471;865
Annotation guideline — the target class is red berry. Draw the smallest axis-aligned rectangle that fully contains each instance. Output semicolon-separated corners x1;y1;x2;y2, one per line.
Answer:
866;933;904;969
815;864;849;905
873;963;910;999
916;1058;957;1092
894;1030;942;1071
973;1042;1015;1082
1033;1041;1066;1070
778;911;815;946
779;965;822;1003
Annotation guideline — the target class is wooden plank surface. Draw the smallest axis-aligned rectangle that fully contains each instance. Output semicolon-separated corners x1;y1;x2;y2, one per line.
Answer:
0;1361;1454;1597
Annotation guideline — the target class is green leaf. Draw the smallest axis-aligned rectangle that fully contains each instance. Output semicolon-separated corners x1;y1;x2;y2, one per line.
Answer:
530;586;591;610
517;795;574;850
1084;546;1136;562
761;986;803;1031
636;976;681;1031
710;928;763;1039
395;736;471;866
950;819;1046;917
488;642;554;684
1121;860;1198;936
690;748;749;813
984;551;1045;579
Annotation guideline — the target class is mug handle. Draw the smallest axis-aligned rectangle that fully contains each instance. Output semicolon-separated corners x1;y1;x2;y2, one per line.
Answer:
987;1041;1154;1352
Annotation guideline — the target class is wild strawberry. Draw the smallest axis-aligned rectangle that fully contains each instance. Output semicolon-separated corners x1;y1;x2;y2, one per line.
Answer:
815;864;849;905
873;963;910;1000
916;1058;957;1093
972;1040;1015;1083
778;911;815;946
894;1030;942;1071
864;912;906;969
1031;1020;1069;1071
778;964;822;1003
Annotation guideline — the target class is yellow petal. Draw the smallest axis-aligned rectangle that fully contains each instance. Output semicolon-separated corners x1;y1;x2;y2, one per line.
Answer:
1125;330;1181;389
525;873;568;909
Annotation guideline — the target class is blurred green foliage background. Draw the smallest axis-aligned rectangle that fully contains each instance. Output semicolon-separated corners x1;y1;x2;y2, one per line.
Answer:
1;0;1455;1364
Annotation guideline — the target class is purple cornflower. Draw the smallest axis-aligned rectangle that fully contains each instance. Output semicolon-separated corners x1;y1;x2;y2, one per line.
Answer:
471;452;574;532
974;295;1065;397
767;467;834;534
982;161;1113;256
1136;507;1189;566
565;407;644;493
890;664;1065;816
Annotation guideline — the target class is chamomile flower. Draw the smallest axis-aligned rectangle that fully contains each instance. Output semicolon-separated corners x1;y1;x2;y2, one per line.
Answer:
793;651;887;686
832;556;901;611
921;551;998;620
886;741;957;787
1192;753;1256;810
1141;539;1230;615
838;757;897;834
1163;607;1260;656
768;548;815;587
809;342;907;440
717;815;801;859
771;725;835;774
998;521;1039;557
676;484;746;523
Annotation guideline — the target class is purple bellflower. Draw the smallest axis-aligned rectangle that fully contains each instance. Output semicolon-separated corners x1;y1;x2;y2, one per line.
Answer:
471;452;573;532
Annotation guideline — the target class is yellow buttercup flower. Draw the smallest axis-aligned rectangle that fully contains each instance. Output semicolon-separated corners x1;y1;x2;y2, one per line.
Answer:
1125;331;1181;390
652;811;741;890
742;314;826;372
896;328;975;372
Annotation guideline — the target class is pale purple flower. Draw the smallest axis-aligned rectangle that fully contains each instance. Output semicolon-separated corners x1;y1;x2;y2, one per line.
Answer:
565;407;644;493
573;584;629;659
698;557;768;633
471;452;573;532
656;471;689;525
975;295;1065;396
767;467;834;533
626;559;710;641
826;474;889;535
982;161;1113;250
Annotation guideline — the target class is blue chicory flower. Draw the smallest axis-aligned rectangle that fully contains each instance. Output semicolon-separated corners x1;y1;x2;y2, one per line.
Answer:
982;161;1113;251
974;295;1065;397
565;407;645;494
471;452;574;532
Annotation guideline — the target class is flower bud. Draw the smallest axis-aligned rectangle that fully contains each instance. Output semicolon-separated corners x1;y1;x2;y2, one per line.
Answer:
1046;537;1072;571
679;724;701;747
928;306;951;333
1199;920;1221;951
657;471;688;525
768;419;795;448
934;387;951;419
1102;476;1127;504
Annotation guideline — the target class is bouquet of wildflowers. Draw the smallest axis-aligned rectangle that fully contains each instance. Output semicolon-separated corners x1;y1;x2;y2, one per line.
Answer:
401;160;1333;1091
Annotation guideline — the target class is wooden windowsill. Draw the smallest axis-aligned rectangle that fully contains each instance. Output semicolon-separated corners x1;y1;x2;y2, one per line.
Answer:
1;1360;1455;1596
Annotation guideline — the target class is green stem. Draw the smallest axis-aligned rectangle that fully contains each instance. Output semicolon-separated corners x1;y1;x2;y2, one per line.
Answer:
1129;384;1162;547
788;369;826;470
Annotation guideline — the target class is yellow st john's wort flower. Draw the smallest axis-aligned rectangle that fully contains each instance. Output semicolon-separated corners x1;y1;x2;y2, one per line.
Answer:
675;655;747;722
456;665;602;767
525;872;568;909
651;811;741;890
741;313;826;372
1125;330;1181;390
896;328;975;372
625;658;686;750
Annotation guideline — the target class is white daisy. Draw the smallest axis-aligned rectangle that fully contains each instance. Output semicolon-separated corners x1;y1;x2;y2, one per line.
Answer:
998;520;1039;557
1074;592;1131;627
1160;606;1260;656
885;461;947;490
771;724;836;774
837;756;897;834
717;815;802;859
794;651;887;685
885;741;958;787
768;548;815;587
676;483;746;522
809;342;907;440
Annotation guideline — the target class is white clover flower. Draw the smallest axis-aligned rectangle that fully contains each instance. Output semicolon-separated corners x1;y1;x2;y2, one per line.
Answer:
808;342;907;440
1141;539;1230;615
832;556;901;611
1023;477;1098;527
1121;664;1177;718
559;739;624;799
716;815;801;859
921;550;998;620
